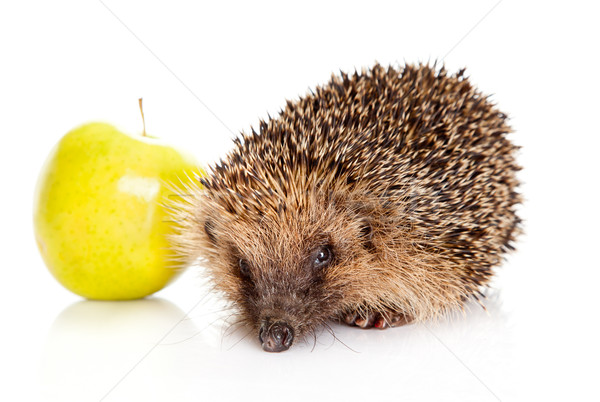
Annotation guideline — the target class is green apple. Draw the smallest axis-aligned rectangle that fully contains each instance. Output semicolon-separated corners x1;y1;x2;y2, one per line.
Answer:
33;122;201;300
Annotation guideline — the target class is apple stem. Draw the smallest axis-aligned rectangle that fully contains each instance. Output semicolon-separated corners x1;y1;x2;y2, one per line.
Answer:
139;98;147;137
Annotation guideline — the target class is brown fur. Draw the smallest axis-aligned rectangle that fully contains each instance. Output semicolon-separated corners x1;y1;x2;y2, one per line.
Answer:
169;63;521;346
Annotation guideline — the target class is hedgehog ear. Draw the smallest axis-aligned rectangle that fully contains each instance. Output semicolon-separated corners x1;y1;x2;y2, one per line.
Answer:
358;218;375;251
204;219;217;245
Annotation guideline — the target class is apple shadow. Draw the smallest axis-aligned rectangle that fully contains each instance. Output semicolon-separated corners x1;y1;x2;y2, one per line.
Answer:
39;297;197;402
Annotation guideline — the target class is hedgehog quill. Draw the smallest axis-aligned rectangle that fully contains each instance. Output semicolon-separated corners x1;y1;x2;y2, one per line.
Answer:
170;63;521;352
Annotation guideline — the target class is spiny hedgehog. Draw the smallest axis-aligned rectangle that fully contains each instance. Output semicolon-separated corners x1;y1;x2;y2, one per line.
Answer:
170;63;521;352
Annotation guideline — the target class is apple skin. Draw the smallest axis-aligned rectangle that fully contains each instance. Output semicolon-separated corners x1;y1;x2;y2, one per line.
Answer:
34;123;201;300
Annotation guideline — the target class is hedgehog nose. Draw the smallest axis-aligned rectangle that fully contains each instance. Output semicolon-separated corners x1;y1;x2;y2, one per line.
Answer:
259;321;294;353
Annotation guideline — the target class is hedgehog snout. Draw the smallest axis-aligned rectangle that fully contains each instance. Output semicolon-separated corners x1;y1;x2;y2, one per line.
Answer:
259;319;294;353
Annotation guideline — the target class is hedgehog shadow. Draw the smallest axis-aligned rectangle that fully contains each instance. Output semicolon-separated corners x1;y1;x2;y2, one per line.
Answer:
299;288;510;354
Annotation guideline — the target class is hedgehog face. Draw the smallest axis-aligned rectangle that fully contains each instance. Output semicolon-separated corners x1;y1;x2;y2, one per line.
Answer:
234;240;337;353
198;191;374;352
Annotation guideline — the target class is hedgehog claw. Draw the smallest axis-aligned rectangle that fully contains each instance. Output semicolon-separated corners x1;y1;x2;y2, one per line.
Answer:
341;310;413;329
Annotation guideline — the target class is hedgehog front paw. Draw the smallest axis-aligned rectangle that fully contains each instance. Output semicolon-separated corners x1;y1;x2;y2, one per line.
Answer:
341;310;413;329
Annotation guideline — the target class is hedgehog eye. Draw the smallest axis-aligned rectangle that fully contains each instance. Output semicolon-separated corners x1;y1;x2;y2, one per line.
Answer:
238;258;252;278
312;245;333;269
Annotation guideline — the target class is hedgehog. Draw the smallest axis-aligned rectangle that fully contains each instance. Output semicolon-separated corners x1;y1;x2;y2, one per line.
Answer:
169;63;521;353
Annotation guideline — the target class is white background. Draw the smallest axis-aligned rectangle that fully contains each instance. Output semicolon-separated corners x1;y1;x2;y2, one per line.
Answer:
1;1;599;401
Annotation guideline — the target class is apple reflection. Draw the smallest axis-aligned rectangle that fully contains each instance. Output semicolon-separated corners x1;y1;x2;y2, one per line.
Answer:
40;298;197;402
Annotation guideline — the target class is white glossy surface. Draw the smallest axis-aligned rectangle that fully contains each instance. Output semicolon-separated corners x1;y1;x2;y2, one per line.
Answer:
1;1;599;401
